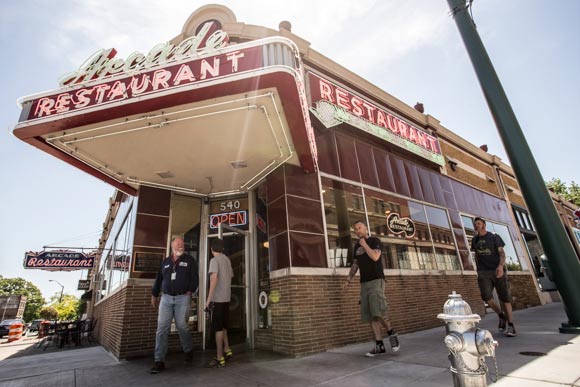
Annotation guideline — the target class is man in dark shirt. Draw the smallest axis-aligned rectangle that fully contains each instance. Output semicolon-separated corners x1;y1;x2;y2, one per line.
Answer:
342;220;400;356
150;237;199;373
471;217;516;337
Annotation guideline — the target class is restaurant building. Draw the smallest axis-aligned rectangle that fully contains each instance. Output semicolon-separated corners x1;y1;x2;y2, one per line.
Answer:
14;5;573;359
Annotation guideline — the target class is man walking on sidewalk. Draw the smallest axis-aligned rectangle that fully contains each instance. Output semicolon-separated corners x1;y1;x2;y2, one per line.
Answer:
472;217;517;337
150;237;199;374
342;220;400;356
205;238;234;367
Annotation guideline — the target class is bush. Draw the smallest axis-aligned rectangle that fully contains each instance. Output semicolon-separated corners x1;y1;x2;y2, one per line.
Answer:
39;306;58;320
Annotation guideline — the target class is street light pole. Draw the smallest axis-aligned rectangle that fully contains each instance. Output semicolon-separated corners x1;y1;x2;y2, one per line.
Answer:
49;280;64;303
446;0;580;332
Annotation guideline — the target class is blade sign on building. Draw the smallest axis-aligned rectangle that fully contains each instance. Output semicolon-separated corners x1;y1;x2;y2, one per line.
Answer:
308;72;445;166
24;250;95;270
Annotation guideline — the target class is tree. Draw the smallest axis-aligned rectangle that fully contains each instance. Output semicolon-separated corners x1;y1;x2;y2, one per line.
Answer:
546;178;580;207
0;277;45;322
39;306;58;320
50;293;80;321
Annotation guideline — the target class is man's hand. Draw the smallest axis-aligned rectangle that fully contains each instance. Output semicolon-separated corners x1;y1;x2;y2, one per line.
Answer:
341;279;351;290
151;295;159;308
496;265;505;279
359;237;368;248
205;299;211;309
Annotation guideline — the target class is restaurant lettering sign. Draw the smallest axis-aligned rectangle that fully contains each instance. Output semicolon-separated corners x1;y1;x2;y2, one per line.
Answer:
24;250;95;270
386;213;416;238
308;72;445;166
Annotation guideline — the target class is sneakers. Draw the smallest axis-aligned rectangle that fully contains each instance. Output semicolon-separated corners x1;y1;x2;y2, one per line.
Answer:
498;315;507;333
150;361;165;374
184;351;193;363
389;333;400;352
224;348;233;361
506;324;517;337
365;344;386;357
208;356;225;368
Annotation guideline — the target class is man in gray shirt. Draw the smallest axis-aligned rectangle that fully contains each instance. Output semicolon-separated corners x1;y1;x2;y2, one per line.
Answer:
205;238;234;367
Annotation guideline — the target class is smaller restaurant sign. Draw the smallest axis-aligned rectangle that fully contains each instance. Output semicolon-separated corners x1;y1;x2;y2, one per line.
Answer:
386;213;416;238
308;72;445;166
77;279;91;291
24;250;95;270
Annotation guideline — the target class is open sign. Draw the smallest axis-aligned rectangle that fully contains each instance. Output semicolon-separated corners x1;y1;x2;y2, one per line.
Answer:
209;210;247;229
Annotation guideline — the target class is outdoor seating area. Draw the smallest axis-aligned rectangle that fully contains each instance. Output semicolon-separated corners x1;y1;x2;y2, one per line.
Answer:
37;318;97;350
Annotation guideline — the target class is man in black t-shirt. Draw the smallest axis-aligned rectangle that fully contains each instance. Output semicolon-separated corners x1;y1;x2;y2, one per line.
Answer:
471;217;516;337
342;220;400;356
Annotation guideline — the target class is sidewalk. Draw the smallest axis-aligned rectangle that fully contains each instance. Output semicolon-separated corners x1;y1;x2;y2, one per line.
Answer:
0;302;578;386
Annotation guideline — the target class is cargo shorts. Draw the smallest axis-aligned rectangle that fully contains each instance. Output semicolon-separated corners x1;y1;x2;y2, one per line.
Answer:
477;270;512;303
360;278;388;323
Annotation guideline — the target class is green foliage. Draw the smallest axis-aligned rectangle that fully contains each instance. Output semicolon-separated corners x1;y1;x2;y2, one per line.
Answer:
546;178;580;206
0;277;45;322
39;306;58;320
506;262;522;271
50;293;80;321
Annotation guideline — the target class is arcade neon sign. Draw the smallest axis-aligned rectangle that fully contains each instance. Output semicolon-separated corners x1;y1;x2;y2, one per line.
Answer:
308;73;445;166
24;250;96;270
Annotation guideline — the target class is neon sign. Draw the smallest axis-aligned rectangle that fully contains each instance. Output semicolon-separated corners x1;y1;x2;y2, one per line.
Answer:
24;250;96;270
59;21;229;86
210;210;248;229
308;73;444;166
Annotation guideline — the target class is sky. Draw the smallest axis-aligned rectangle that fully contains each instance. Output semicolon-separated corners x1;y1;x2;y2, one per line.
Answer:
1;0;578;305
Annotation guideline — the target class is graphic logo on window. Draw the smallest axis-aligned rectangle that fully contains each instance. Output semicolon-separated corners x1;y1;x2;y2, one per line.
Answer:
386;213;415;238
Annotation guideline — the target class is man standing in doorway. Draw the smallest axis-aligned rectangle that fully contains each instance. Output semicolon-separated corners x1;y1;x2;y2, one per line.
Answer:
342;220;400;356
472;217;517;337
150;237;199;374
205;238;234;368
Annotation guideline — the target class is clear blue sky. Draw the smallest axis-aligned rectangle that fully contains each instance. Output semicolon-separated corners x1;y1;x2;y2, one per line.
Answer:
1;0;578;303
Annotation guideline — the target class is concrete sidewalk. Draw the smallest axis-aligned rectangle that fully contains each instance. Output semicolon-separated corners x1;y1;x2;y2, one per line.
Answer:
0;302;578;387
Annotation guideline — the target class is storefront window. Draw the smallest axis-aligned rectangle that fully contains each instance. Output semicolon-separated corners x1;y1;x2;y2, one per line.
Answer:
322;177;364;268
321;178;461;272
95;196;136;301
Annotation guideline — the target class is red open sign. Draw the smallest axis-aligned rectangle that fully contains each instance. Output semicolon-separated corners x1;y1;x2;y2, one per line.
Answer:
209;210;247;229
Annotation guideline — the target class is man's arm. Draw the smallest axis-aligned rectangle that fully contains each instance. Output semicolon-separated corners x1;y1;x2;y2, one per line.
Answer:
496;247;506;278
359;238;381;261
342;259;359;290
151;263;164;307
205;272;218;308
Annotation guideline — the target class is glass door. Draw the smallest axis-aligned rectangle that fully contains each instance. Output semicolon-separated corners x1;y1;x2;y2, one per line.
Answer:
204;226;248;349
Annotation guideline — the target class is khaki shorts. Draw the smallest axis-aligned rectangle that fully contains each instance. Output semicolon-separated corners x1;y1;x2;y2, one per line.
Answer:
360;278;388;323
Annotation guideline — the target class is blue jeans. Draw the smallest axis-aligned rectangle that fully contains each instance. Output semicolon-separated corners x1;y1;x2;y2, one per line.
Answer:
154;294;192;362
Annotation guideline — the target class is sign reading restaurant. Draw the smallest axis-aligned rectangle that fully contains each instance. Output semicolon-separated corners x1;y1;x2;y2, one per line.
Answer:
308;72;445;166
386;213;416;238
23;22;261;121
24;250;95;270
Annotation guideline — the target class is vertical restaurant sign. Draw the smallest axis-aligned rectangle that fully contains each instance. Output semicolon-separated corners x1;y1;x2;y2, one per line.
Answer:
308;72;445;166
22;22;262;122
24;250;96;270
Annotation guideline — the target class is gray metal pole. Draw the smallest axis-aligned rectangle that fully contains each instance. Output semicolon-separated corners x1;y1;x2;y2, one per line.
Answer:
446;0;580;332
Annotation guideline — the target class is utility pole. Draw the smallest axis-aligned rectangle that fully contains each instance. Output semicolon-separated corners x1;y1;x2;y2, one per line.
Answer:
49;279;64;304
446;0;580;333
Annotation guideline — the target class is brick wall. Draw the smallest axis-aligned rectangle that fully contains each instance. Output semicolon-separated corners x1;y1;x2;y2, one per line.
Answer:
93;279;202;359
267;273;484;357
508;272;542;309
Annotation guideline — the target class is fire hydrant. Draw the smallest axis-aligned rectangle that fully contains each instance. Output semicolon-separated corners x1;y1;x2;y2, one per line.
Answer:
438;291;498;386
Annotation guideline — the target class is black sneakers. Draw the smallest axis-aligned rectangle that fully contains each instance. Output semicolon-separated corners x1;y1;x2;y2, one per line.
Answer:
365;344;386;357
506;324;517;337
498;315;507;333
389;333;400;352
150;361;165;374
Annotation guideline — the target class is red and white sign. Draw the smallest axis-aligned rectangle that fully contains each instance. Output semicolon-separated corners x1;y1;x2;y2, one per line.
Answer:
210;210;248;229
28;47;262;121
309;72;441;156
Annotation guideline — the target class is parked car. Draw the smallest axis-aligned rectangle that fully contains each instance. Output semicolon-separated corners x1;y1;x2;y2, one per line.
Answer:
27;319;44;335
0;319;27;338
